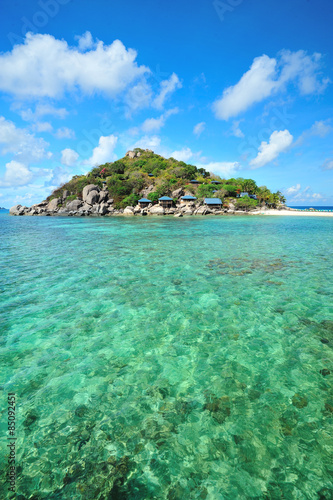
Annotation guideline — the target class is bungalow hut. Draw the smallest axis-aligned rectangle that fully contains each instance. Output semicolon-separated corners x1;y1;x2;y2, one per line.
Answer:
181;195;197;206
204;198;223;209
189;180;200;185
159;196;173;208
237;192;257;200
138;198;151;208
148;173;154;177
210;180;221;185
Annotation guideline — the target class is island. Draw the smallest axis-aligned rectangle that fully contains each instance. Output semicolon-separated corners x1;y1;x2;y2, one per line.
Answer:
10;149;291;217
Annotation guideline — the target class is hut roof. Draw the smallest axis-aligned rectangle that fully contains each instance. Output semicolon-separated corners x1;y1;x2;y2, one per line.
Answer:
138;198;151;203
211;180;221;184
204;198;222;205
148;173;154;177
159;196;173;201
181;196;197;200
240;192;249;197
190;179;200;183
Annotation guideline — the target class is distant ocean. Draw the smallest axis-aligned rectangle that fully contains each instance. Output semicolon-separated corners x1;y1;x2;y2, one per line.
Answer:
289;206;333;211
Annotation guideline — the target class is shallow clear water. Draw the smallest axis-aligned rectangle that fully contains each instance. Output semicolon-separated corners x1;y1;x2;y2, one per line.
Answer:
0;214;332;499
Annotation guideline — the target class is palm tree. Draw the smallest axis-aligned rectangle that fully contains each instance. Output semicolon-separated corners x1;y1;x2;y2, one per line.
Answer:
256;186;271;206
241;179;257;194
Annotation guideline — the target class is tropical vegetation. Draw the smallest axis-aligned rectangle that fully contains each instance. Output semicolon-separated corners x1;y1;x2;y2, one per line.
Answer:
47;149;286;209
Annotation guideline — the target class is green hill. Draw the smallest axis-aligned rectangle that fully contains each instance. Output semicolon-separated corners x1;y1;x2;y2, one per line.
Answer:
47;148;285;209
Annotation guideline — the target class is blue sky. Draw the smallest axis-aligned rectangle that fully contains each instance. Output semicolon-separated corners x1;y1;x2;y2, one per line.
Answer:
0;0;332;207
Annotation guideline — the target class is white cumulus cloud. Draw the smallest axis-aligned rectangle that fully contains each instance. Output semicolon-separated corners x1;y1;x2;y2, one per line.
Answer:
61;148;79;167
171;147;193;162
153;73;182;109
0;160;33;187
85;135;118;166
250;130;293;168
0;116;51;162
196;161;240;178
75;31;94;52
0;33;149;99
285;183;301;195
55;127;76;139
213;50;329;120
125;80;153;115
141;108;178;133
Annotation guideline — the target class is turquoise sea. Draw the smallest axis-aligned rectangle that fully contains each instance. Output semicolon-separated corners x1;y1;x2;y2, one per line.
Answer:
0;213;332;499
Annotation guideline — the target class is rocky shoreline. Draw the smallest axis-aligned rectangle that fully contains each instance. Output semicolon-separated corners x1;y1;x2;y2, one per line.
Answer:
10;184;286;217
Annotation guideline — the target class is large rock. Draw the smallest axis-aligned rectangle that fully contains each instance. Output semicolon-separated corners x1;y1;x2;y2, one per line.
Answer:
98;203;109;215
172;187;183;199
78;203;92;213
85;190;100;206
82;184;100;202
195;206;207;215
124;206;134;215
149;205;165;215
140;185;154;198
66;200;83;211
47;198;59;211
98;190;108;203
62;190;69;200
125;150;136;158
10;204;25;215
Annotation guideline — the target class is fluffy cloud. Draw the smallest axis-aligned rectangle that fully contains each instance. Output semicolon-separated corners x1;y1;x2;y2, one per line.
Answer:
132;135;162;152
321;158;333;171
171;147;193;162
141;108;179;133
32;122;53;133
0;116;51;162
285;183;301;195
86;135;118;166
196;161;240;178
16;104;69;122
46;166;73;189
153;73;182;109
0;160;33;187
75;31;94;52
125;80;153;115
296;120;332;145
55;127;76;139
193;122;206;137
285;185;325;202
61;148;79;167
0;33;149;98
213;50;329;120
250;130;293;168
308;120;332;137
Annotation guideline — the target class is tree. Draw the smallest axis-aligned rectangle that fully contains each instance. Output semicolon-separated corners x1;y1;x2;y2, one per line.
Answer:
197;184;216;198
256;186;272;206
241;178;257;194
235;196;258;211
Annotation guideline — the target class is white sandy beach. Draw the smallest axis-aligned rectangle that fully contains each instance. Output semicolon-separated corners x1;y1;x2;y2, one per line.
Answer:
257;209;333;217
